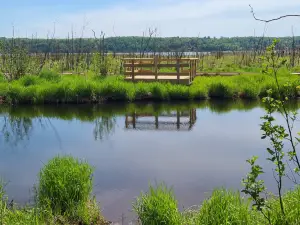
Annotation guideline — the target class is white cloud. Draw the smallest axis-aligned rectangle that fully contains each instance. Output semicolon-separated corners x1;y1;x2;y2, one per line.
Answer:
3;0;300;37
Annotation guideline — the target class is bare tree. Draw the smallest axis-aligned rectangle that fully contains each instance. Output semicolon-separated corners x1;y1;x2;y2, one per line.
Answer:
249;5;300;23
139;28;157;58
38;23;56;74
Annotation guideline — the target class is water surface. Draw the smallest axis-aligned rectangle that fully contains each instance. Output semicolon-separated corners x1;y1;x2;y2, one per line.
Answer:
0;100;297;223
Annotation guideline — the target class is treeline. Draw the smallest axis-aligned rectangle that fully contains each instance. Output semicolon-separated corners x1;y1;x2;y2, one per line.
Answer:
1;36;300;53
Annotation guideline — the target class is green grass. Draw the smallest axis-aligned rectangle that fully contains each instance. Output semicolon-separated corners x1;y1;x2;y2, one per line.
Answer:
0;70;299;104
0;156;107;225
37;155;103;224
191;189;258;225
2;157;300;225
135;184;300;225
133;183;182;225
265;186;300;225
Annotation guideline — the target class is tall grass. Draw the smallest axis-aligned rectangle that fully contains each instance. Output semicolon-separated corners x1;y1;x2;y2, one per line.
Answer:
2;158;300;224
1;71;300;104
38;69;61;82
0;180;49;225
193;189;257;225
36;155;104;225
133;183;181;225
0;156;107;225
134;183;300;225
0;73;6;82
266;186;300;225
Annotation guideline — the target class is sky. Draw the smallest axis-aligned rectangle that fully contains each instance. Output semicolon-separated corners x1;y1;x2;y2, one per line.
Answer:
1;0;300;38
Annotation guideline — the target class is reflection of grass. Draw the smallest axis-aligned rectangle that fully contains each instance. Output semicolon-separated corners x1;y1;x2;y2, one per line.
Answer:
1;99;300;126
0;100;263;120
1;100;299;146
0;116;33;146
0;70;299;104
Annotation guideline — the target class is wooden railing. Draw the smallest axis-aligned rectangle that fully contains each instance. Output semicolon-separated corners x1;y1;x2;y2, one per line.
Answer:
123;57;197;84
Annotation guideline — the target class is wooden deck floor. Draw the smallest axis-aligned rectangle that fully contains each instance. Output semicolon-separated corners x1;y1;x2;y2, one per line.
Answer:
125;75;191;85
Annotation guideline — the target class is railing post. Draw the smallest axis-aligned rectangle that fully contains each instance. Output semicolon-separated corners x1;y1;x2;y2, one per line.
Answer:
188;60;191;84
154;55;158;81
176;59;180;84
131;59;135;81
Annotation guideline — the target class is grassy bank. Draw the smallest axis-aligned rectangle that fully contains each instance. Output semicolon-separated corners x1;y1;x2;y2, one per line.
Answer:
134;184;300;225
1;155;300;225
0;70;299;104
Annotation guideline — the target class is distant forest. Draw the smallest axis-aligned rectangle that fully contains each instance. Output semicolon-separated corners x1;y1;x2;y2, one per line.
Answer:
1;36;299;53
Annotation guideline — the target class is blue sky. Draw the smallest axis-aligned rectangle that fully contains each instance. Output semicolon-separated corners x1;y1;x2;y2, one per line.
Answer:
1;0;300;38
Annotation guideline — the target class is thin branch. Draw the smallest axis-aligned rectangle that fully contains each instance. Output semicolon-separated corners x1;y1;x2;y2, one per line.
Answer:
249;5;300;23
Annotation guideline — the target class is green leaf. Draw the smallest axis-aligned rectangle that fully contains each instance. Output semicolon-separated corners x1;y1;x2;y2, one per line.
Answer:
266;148;275;155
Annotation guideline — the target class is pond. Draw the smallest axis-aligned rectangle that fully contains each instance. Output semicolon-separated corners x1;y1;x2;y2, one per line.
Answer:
0;100;298;224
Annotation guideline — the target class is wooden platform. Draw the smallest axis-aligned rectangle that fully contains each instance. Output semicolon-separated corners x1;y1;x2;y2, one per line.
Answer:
123;57;197;85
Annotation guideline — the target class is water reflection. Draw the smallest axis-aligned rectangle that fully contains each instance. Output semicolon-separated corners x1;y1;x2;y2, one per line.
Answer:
1;115;33;146
0;106;118;145
0;100;260;145
125;109;197;131
94;116;116;140
1;100;300;224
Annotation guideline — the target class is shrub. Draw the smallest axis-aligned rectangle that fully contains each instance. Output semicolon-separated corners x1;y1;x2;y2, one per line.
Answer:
278;81;298;99
18;75;40;87
6;84;23;103
259;81;278;98
134;83;151;99
39;69;61;82
37;155;95;223
149;83;169;100
208;81;236;98
96;82;130;100
239;83;260;99
19;86;37;103
189;86;208;99
0;73;6;82
168;84;190;100
133;183;181;225
0;83;8;97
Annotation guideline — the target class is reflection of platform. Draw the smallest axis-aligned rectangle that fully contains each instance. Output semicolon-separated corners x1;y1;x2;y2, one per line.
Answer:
125;109;197;131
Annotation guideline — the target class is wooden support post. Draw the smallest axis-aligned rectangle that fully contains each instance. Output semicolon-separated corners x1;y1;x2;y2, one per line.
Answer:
189;110;192;130
125;115;128;128
177;110;180;130
155;115;159;129
132;113;136;129
131;59;135;81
